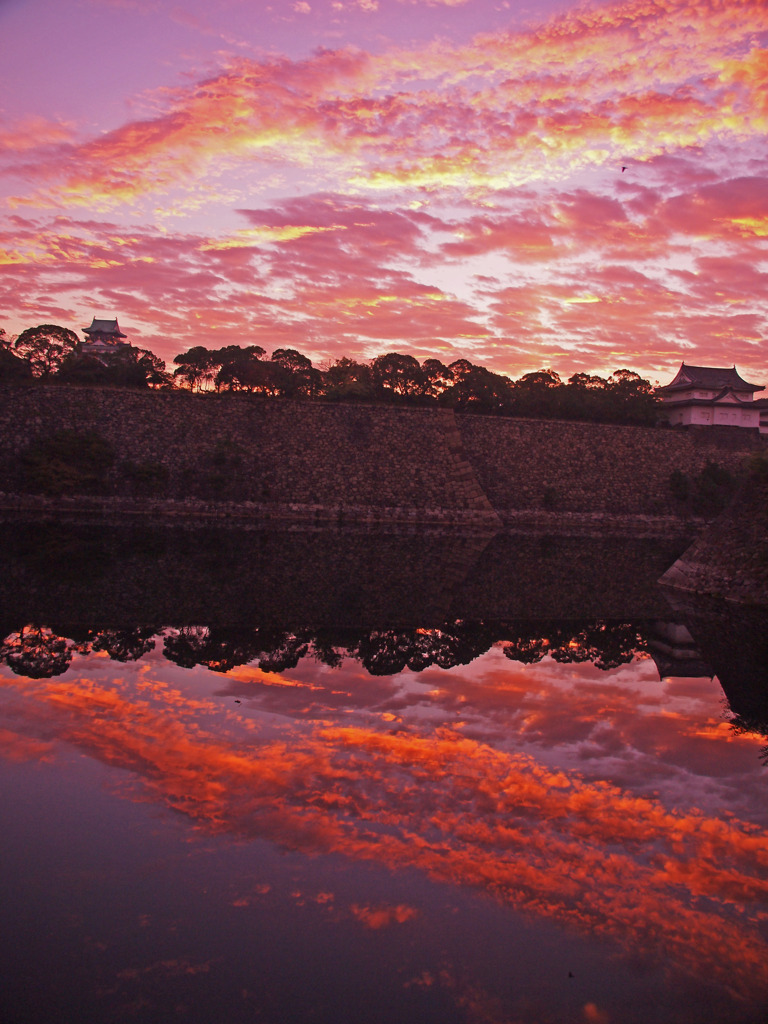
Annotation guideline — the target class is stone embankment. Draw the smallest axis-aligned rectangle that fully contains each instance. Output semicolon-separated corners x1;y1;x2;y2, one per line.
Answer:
457;415;760;518
660;473;768;604
0;386;499;527
0;492;496;528
0;385;764;531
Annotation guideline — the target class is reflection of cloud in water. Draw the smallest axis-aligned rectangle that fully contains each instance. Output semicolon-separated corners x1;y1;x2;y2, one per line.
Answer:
350;903;418;929
1;652;767;1003
221;651;767;816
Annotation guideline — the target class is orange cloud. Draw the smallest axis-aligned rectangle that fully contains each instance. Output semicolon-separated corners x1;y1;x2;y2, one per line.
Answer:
200;223;344;250
0;726;54;762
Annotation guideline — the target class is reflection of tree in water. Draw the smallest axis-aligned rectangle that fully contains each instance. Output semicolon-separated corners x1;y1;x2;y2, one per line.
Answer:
5;616;767;758
163;626;310;674
0;626;72;678
729;714;768;766
71;627;157;663
90;628;157;662
0;625;157;678
501;621;644;670
163;621;628;678
163;626;242;672
355;625;499;675
5;610;767;768
0;619;647;680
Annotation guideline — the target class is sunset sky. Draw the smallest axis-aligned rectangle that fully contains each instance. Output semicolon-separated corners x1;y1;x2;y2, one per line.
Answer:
1;0;767;382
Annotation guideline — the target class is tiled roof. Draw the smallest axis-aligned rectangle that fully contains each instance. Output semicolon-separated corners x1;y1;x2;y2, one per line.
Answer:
82;317;127;338
659;362;763;393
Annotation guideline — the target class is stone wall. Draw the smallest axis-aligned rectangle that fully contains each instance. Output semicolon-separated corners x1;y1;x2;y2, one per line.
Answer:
457;414;762;517
0;386;497;524
0;385;763;523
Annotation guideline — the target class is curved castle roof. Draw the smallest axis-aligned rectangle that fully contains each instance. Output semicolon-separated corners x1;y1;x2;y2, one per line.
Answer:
659;362;763;394
82;317;127;339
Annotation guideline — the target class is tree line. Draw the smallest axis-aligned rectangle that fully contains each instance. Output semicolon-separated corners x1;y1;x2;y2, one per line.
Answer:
0;322;660;425
0;619;647;679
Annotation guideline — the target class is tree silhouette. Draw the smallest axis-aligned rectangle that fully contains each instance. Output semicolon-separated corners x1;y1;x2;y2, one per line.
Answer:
271;348;319;397
370;353;426;400
58;346;170;388
214;345;269;392
446;360;513;413
0;338;33;382
172;346;219;390
421;358;454;400
322;357;374;401
15;324;79;378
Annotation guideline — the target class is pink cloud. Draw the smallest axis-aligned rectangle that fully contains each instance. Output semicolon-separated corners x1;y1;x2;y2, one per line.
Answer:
3;0;765;208
661;176;768;241
0;116;74;154
441;213;556;261
2;172;767;383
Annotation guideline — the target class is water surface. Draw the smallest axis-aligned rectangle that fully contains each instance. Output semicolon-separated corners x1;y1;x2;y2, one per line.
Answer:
1;522;766;1024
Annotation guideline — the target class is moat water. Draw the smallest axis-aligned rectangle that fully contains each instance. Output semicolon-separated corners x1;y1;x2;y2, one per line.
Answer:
1;521;767;1024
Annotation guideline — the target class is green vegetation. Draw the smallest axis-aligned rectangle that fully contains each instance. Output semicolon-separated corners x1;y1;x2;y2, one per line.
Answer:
668;461;738;515
21;430;115;496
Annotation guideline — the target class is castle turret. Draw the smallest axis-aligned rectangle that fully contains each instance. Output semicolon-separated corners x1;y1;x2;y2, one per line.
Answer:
81;317;128;356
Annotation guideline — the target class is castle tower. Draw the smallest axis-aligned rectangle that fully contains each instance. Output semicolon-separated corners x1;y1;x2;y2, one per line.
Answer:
81;317;128;357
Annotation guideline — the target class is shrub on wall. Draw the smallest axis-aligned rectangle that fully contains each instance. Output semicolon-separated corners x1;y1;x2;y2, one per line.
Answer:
669;468;690;503
21;430;115;496
542;486;559;510
178;441;250;501
668;461;736;515
696;461;736;514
